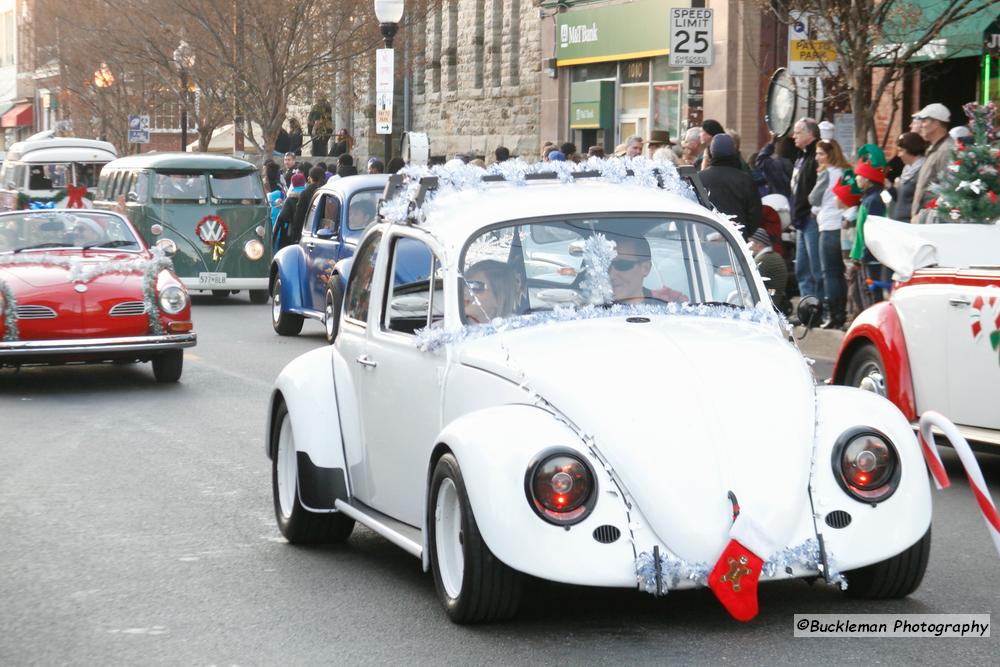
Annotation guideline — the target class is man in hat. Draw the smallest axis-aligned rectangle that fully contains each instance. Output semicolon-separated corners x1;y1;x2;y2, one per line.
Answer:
749;228;787;313
911;102;954;223
695;119;725;169
646;130;675;162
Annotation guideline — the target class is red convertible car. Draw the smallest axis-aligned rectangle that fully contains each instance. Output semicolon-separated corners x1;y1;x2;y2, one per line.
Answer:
0;209;196;381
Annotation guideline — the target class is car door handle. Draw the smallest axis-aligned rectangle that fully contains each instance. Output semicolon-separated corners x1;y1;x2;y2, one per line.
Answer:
305;242;315;250
355;355;378;368
948;296;971;307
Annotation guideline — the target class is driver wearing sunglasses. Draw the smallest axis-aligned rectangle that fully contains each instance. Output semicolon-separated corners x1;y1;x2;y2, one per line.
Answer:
607;234;653;304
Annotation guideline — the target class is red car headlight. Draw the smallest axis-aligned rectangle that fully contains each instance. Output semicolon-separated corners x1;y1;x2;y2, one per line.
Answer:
832;427;900;503
525;450;597;525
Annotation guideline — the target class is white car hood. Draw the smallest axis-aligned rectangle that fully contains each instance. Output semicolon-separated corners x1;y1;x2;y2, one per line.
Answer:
458;315;816;563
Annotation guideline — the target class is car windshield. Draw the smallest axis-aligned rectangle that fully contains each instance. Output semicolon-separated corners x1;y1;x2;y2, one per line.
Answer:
151;172;208;202
209;171;264;203
459;216;756;325
0;212;142;253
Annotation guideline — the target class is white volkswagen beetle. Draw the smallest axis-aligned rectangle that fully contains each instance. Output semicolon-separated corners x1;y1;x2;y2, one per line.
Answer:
265;161;932;624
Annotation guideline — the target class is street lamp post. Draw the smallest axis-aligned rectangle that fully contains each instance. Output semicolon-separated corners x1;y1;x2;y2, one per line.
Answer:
373;0;404;164
173;40;196;152
93;62;114;142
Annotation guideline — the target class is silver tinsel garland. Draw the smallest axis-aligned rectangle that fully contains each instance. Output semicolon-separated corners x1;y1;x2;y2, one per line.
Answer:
378;157;698;225
414;301;784;352
0;251;174;340
579;233;616;305
0;277;17;341
635;538;845;596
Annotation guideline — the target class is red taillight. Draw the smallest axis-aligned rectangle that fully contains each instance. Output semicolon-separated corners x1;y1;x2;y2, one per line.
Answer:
528;453;594;524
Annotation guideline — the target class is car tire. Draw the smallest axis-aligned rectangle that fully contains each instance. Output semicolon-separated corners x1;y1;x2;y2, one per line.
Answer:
843;527;930;599
249;289;269;305
271;277;303;336
324;281;342;345
152;350;183;383
427;453;523;624
271;401;354;544
844;344;887;398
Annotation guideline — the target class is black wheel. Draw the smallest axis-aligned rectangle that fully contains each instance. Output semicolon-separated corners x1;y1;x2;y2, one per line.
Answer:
152;350;183;383
844;344;887;398
843;528;930;598
249;289;269;305
212;289;230;298
427;453;523;624
324;281;342;345
271;277;303;336
271;401;354;544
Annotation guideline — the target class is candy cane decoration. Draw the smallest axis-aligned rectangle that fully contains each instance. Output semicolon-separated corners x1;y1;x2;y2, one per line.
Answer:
918;411;1000;558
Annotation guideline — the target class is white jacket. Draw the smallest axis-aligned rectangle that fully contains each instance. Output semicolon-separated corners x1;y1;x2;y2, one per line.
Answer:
809;166;844;232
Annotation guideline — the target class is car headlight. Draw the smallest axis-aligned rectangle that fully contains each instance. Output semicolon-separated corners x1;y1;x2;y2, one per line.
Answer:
244;239;264;261
155;238;177;256
159;285;188;315
525;450;597;525
832;427;900;503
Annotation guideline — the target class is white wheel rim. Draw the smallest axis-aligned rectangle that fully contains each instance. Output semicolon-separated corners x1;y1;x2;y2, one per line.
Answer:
276;416;297;519
435;477;464;599
272;280;283;324
325;297;335;338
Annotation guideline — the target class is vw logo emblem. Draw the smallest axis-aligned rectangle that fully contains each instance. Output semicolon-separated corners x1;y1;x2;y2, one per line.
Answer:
195;215;229;246
74;283;88;293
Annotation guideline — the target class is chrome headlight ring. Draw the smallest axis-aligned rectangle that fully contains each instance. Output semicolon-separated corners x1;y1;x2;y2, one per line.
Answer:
159;285;189;315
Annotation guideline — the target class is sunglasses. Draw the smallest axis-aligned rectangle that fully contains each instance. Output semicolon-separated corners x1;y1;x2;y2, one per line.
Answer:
610;257;644;271
464;279;489;293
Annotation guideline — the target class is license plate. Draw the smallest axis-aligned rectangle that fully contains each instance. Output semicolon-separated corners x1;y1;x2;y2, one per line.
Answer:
198;272;227;285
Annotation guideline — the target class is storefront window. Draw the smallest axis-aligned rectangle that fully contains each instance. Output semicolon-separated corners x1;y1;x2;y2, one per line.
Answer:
571;62;616;83
651;56;685;83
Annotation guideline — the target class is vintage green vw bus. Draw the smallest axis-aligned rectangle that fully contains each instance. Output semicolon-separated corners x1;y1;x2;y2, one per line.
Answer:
94;153;271;303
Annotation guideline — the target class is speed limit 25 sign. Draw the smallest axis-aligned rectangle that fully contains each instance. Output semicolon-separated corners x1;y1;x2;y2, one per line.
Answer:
669;7;714;67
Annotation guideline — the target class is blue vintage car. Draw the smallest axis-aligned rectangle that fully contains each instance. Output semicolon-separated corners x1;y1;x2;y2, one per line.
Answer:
269;175;389;342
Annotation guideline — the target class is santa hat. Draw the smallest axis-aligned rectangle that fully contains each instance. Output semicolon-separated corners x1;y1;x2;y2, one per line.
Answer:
832;169;863;206
854;144;886;184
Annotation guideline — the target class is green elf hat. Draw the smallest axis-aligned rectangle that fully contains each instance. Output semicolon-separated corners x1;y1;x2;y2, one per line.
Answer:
854;143;887;184
833;169;863;206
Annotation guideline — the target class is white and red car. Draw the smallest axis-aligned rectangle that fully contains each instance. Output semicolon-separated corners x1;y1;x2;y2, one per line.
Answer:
833;217;1000;448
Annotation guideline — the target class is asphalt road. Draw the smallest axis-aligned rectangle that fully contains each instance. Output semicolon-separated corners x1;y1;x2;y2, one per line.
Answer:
1;295;996;665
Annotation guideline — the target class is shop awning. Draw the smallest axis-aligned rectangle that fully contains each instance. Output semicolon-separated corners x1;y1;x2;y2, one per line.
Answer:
1;103;33;128
0;101;15;118
874;5;999;63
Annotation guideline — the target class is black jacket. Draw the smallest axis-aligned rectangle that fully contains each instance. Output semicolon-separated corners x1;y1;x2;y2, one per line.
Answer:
791;142;818;227
290;183;320;244
699;154;762;239
288;130;303;156
274;129;291;155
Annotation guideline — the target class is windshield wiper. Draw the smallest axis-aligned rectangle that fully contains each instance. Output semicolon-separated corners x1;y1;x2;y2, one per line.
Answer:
13;242;69;254
81;240;137;250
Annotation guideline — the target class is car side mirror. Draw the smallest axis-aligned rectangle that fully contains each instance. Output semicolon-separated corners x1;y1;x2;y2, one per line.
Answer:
796;295;821;329
126;191;139;203
315;227;336;240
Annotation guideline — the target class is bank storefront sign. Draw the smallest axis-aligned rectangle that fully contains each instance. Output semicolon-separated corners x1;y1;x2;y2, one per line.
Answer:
556;0;691;66
570;81;614;129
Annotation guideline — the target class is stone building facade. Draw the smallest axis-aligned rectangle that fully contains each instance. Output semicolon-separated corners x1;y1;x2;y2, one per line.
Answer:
316;0;543;164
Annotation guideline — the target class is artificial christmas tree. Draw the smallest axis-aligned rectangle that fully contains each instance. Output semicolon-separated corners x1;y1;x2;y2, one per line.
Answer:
931;102;1000;224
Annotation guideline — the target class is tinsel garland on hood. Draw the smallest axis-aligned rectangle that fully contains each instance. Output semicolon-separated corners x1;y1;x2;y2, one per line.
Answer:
0;250;174;340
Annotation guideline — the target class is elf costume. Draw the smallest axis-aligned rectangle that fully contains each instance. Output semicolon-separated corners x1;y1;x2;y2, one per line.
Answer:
849;144;887;262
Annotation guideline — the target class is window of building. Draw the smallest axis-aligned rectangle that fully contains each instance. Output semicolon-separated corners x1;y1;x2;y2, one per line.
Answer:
473;0;485;89
490;0;502;87
446;0;458;92
619;59;649;142
0;11;14;67
508;0;521;85
431;3;442;93
151;102;182;131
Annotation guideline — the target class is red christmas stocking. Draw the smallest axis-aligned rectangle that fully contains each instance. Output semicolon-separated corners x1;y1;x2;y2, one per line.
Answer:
708;539;764;622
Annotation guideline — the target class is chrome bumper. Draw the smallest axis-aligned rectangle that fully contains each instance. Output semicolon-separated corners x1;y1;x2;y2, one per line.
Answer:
0;333;197;357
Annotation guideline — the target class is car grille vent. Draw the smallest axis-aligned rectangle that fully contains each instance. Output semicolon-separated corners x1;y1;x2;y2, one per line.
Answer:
825;510;852;529
109;301;148;317
592;525;621;544
15;305;57;320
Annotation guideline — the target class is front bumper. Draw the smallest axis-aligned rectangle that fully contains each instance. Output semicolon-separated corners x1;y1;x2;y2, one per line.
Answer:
0;333;197;358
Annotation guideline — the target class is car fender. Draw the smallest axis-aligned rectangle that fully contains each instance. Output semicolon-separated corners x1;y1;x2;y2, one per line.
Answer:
266;345;348;512
334;256;354;293
810;385;931;572
426;404;637;587
832;300;916;421
270;244;310;314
